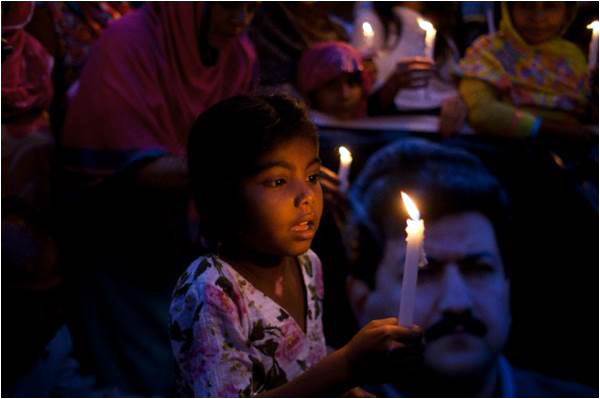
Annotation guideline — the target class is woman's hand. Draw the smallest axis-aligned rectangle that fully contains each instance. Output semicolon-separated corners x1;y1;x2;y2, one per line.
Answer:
373;57;434;112
438;95;468;137
539;117;598;144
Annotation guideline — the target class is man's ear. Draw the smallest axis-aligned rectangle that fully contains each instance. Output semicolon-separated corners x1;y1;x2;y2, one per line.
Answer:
346;275;371;324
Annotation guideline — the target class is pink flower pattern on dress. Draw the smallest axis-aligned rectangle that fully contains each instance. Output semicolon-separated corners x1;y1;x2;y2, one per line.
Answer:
275;320;305;363
205;284;237;316
170;250;326;397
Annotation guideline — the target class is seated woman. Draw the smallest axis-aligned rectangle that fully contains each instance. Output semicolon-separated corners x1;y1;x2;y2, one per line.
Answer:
249;2;349;87
459;1;597;141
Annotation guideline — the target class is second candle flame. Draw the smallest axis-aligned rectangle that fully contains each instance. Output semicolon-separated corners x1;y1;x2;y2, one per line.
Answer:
362;22;374;38
417;18;435;34
339;146;352;166
401;192;420;221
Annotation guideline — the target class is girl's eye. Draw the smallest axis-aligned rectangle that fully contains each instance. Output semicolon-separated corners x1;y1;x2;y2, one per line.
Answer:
308;174;321;184
265;178;286;188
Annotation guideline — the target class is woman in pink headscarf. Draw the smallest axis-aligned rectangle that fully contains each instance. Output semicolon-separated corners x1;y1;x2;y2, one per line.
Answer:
58;2;259;396
63;1;258;185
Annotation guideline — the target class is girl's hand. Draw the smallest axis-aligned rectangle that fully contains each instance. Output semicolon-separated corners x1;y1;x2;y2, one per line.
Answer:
320;166;344;201
540;117;598;144
340;318;423;384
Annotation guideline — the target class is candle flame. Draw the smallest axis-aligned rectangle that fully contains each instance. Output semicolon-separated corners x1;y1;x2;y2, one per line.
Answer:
417;18;435;34
587;20;600;32
401;192;420;221
339;146;352;164
362;22;374;37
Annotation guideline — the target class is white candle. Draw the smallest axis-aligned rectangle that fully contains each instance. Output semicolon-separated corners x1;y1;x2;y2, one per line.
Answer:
417;18;437;60
337;146;352;193
361;21;375;57
587;21;599;71
398;192;425;327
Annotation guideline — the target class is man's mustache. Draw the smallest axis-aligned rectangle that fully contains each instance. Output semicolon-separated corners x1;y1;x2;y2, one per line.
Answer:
424;311;488;343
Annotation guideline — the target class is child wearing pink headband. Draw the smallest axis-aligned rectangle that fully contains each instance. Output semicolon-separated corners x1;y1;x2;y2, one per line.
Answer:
297;41;373;119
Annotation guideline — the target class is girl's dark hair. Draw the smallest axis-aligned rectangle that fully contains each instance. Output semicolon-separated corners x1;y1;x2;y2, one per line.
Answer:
345;138;512;289
373;2;403;49
187;93;318;252
373;2;458;60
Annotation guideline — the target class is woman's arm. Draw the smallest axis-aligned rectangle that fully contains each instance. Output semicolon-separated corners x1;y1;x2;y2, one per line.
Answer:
460;78;596;142
459;78;536;138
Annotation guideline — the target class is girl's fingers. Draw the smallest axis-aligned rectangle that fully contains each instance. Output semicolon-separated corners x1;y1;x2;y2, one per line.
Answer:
320;165;339;179
320;168;341;187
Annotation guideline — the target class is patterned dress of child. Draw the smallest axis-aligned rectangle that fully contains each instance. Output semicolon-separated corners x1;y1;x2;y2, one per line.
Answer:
169;249;327;397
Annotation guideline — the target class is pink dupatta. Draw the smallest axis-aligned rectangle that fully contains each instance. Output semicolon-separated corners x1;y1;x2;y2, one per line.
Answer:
62;2;257;181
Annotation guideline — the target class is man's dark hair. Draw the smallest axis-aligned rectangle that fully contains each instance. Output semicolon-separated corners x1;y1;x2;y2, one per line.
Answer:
345;138;512;288
187;93;318;252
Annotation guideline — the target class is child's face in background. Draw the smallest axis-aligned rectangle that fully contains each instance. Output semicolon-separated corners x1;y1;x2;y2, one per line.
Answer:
239;136;323;257
312;72;364;120
206;2;259;49
511;2;568;45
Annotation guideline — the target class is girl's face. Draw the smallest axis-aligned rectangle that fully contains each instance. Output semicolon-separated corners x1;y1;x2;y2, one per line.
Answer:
239;136;323;258
511;2;568;45
206;2;259;49
313;72;364;120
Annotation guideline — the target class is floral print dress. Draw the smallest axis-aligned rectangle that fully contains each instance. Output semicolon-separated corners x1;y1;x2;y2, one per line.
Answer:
169;250;327;397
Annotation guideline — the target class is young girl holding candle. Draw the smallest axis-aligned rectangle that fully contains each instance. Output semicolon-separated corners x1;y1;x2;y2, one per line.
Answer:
459;2;598;141
169;94;420;397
